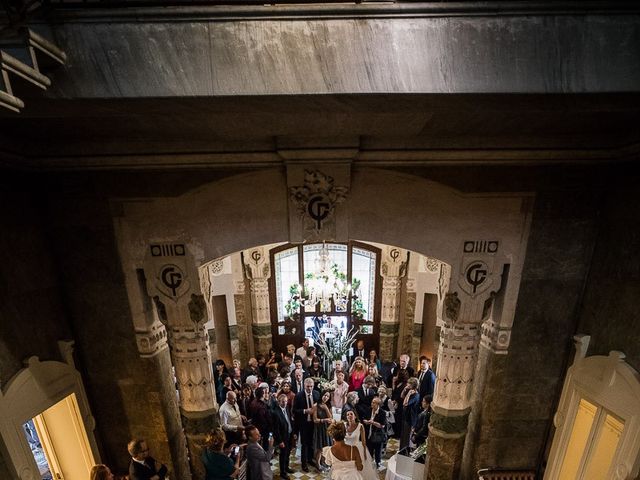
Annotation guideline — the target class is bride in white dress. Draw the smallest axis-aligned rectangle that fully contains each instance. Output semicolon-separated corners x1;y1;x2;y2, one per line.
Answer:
323;422;364;480
344;410;377;479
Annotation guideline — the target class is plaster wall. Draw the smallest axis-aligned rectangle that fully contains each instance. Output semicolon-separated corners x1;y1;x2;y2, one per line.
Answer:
0;174;71;388
577;183;640;373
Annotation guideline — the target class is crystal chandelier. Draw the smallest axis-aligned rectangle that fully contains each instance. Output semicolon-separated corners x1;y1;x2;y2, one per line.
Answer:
299;243;350;313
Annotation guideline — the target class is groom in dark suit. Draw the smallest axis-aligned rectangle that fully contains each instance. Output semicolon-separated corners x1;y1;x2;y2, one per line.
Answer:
293;377;320;472
128;439;168;480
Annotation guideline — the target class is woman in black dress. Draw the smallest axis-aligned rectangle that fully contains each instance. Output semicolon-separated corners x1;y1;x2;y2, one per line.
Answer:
312;391;333;471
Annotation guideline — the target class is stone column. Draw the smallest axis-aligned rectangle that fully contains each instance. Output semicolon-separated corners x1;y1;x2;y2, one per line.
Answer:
129;263;191;480
144;243;217;480
243;246;274;355
380;246;408;361
426;240;503;480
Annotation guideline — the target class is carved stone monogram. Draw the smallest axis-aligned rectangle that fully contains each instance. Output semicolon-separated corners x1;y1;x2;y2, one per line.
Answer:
156;263;190;300
145;243;198;304
289;170;348;236
458;240;500;298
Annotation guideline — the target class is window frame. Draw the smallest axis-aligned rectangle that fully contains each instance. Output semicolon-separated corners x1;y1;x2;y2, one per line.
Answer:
268;241;382;354
545;344;640;480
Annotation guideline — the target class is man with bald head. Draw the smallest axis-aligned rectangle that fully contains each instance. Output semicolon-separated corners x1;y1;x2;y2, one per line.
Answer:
219;390;245;445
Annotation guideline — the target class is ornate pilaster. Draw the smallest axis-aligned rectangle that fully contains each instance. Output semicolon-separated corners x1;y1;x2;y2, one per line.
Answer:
172;324;217;411
433;320;481;411
380;246;408;360
243;247;273;354
426;240;503;480
144;243;217;480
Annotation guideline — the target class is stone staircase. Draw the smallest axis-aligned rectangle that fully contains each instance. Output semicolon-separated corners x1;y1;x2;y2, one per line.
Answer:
0;27;66;112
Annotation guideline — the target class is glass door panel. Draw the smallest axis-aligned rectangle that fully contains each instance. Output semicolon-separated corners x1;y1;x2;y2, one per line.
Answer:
558;398;597;480
582;413;624;479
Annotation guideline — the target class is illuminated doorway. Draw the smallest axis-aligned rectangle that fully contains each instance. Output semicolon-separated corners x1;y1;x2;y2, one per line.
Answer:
22;393;95;480
24;393;95;480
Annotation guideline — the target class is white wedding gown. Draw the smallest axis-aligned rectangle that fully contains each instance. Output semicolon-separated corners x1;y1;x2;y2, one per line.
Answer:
344;423;376;478
323;446;363;480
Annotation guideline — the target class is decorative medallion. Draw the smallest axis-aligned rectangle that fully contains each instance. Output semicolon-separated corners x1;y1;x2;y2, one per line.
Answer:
425;257;440;273
289;170;348;234
210;259;224;276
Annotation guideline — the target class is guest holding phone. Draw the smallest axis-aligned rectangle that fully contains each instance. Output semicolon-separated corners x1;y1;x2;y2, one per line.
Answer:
202;428;242;480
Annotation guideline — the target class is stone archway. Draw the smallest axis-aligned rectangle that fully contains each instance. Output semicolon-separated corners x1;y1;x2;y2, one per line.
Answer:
113;165;533;479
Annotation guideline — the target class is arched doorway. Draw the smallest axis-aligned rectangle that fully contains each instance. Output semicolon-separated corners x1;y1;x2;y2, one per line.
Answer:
114;166;533;479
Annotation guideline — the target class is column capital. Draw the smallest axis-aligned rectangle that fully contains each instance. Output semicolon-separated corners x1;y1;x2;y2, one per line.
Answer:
143;242;205;309
243;246;271;280
380;246;409;278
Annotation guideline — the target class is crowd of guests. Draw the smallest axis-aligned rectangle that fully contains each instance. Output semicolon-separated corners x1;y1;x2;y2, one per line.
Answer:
207;339;435;479
89;339;435;480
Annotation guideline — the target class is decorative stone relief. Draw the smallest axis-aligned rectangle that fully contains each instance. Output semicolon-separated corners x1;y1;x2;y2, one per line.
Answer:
289;169;349;241
188;294;206;325
171;324;217;411
480;319;512;354
135;322;169;358
425;256;440;273
434;322;480;411
143;243;216;414
210;259;224;276
243;247;272;325
457;240;501;299
402;291;416;355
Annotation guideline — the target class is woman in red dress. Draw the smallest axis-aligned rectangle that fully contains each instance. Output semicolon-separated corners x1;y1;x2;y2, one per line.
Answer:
348;357;367;392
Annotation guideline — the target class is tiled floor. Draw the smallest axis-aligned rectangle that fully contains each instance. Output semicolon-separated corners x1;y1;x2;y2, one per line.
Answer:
271;438;399;479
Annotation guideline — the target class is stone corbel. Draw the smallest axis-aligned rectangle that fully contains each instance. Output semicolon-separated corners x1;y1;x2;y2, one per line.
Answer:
480;320;512;355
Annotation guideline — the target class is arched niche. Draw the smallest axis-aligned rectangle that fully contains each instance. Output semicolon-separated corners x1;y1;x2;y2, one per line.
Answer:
0;352;100;480
546;337;640;480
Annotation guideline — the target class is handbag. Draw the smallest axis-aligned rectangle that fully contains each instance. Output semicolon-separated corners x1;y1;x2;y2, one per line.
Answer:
370;427;386;444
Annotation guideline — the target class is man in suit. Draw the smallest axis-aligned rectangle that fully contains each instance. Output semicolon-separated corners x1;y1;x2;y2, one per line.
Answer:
245;425;273;480
127;439;167;480
271;393;295;480
355;375;377;421
350;339;366;364
391;354;415;388
293;377;320;472
290;368;306;395
417;356;436;401
248;387;272;451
